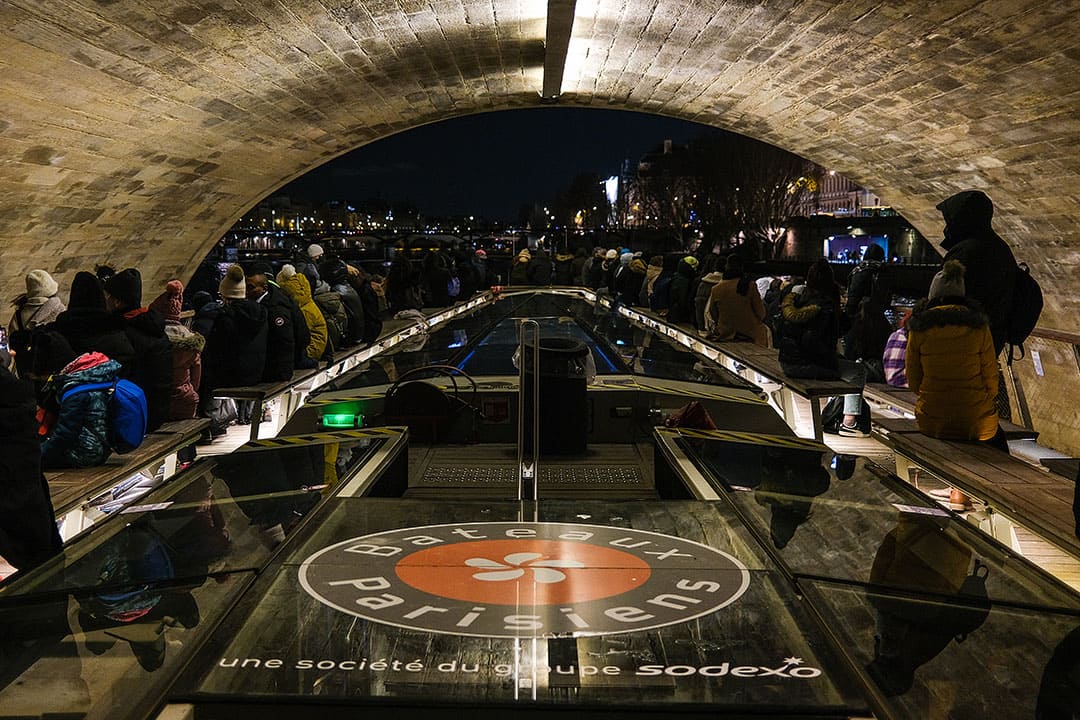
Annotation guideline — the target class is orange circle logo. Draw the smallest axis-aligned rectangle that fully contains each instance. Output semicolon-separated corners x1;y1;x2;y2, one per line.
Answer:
396;539;650;606
299;522;750;637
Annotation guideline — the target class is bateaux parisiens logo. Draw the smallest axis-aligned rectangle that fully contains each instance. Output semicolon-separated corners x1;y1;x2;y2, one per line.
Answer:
298;522;750;638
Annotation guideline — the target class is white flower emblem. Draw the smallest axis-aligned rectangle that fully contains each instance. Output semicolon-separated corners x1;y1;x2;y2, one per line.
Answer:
466;552;585;584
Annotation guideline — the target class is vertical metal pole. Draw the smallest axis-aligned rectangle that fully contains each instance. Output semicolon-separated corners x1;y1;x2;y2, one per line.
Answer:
517;320;541;502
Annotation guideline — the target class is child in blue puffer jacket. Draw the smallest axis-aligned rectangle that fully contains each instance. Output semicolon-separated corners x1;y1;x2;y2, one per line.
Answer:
41;352;121;469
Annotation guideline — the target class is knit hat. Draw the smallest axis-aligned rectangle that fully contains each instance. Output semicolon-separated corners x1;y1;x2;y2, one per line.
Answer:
683;256;700;269
474;249;487;258
149;280;184;325
277;264;297;282
605;249;618;260
24;269;59;305
307;244;324;260
219;264;247;300
68;271;106;310
104;268;143;309
620;251;633;265
928;259;966;300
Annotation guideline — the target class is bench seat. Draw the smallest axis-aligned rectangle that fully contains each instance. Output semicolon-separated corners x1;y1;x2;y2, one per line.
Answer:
872;418;1080;559
46;417;210;541
714;341;861;441
864;382;1039;440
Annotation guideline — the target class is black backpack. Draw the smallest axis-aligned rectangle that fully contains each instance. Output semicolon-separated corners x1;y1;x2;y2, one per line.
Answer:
1006;262;1043;363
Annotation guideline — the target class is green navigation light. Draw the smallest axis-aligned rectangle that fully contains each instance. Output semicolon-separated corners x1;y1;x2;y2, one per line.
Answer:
321;413;359;428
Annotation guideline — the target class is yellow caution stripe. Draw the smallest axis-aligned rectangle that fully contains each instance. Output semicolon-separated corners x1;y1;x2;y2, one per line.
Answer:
658;427;827;451
240;427;405;449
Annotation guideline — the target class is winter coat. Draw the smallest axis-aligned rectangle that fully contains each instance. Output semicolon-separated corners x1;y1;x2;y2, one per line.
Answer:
332;282;367;346
46;306;136;370
617;259;648;306
843;260;892;362
528;251;554;286
421;250;453;306
570;251;589;286
666;263;697;324
455;255;479;300
164;324;204;420
201;299;267;392
906;297;998;441
472;258;490;289
279;273;328;361
695;271;724;331
321;258;367;346
313;282;349;352
119;308;174;432
387;255;421;312
281;282;312;366
585;257;603;289
0;365;63;571
510;255;532;285
346;274;384;344
641;264;663;307
776;287;841;379
7;295;65;339
553;253;575;285
604;259;619;292
706;277;769;346
191;299;221;338
844;260;890;318
41;353;122;469
255;284;300;382
937;190;1017;354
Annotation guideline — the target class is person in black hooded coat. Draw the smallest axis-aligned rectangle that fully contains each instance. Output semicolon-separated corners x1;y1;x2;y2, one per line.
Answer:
103;268;174;432
45;271;135;369
936;190;1016;355
321;258;367;346
247;263;308;380
0;356;63;573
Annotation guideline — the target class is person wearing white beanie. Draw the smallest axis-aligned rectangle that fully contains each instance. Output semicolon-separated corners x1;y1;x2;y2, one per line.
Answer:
7;269;66;342
906;258;1004;471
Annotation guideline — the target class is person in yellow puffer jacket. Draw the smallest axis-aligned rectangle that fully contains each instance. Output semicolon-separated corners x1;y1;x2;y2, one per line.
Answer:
905;259;1003;448
276;264;328;364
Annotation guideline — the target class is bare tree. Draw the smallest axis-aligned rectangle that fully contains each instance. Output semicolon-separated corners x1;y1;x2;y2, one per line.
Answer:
688;131;817;258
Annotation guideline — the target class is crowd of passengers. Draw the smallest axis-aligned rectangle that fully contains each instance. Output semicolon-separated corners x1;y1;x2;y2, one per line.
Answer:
0;190;1064;577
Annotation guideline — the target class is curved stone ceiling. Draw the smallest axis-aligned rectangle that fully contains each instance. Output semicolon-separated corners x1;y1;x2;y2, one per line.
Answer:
2;0;1078;335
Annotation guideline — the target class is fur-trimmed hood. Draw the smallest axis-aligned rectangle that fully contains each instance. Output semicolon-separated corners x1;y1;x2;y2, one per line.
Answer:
907;296;988;332
165;323;206;352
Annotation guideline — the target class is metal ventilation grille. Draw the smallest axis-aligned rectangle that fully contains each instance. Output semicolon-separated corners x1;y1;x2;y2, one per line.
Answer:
418;464;646;489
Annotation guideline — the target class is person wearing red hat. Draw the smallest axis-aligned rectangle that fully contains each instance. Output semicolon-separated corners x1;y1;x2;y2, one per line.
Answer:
148;280;203;421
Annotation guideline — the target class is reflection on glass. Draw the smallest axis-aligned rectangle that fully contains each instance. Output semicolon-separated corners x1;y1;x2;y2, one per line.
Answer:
1038;625;1080;718
753;449;832;549
865;511;989;696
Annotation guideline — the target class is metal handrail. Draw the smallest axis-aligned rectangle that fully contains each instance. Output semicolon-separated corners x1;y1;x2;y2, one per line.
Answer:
517;319;541;502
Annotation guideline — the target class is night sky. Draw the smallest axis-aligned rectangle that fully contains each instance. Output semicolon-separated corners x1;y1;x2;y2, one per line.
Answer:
279;108;710;221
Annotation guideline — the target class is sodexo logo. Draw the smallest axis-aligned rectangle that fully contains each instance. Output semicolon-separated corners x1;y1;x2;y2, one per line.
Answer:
298;522;750;638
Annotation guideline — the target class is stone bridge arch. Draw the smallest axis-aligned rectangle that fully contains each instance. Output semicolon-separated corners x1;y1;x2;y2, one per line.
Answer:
2;0;1078;446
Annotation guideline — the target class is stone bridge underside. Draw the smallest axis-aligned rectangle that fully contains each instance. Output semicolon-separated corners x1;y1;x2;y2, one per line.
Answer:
3;0;1080;448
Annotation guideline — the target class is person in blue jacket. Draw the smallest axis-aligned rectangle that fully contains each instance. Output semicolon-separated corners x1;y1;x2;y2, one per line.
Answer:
41;351;122;469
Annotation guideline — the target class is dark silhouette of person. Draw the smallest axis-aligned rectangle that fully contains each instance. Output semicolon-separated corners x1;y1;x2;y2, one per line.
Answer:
1036;624;1080;719
936;190;1016;356
865;512;990;696
0;351;63;575
753;447;832;548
